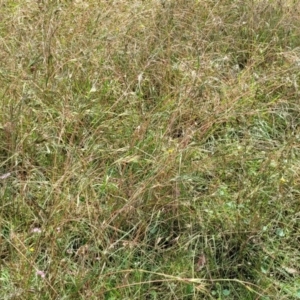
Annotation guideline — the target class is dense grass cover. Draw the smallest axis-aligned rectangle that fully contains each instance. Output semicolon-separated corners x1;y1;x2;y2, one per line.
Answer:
1;0;300;299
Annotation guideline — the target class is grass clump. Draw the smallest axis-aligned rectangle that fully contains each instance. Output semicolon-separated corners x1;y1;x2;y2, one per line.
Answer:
1;0;300;299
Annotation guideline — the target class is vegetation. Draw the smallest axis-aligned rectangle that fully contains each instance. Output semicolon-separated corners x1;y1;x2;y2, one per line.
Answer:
1;0;300;299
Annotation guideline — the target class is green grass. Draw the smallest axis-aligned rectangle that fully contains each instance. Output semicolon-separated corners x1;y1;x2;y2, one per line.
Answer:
1;0;300;299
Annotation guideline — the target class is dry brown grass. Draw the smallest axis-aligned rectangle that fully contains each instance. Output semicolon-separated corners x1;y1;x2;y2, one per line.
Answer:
1;1;300;299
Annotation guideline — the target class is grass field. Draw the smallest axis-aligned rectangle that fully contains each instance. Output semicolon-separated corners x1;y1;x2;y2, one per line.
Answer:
1;0;300;299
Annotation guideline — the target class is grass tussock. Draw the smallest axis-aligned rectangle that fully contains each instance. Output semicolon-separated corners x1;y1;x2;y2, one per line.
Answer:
1;0;300;299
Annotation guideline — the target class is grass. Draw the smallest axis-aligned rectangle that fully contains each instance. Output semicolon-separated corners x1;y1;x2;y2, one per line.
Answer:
1;0;300;299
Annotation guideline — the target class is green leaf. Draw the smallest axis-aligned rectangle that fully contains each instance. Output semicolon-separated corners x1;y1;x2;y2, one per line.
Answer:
222;289;231;296
275;228;285;237
186;284;194;294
